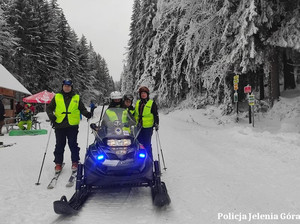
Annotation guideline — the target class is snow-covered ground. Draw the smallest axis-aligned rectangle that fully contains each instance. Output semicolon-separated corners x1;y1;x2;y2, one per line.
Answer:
1;89;300;224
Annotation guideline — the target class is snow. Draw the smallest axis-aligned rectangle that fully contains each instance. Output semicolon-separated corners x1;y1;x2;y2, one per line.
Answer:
1;89;300;224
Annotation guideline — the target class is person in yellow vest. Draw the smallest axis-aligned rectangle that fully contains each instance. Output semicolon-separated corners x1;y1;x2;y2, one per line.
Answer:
101;91;134;133
102;91;123;126
46;79;91;173
134;86;159;159
108;91;123;108
122;92;135;116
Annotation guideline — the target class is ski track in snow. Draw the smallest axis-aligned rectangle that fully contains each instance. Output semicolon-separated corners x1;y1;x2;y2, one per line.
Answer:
1;101;300;223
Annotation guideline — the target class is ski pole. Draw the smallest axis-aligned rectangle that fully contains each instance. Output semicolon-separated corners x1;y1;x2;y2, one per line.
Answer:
86;118;90;150
155;129;167;170
155;130;161;166
35;127;53;185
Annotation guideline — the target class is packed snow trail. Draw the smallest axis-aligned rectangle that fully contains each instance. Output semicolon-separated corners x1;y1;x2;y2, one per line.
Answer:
1;105;300;223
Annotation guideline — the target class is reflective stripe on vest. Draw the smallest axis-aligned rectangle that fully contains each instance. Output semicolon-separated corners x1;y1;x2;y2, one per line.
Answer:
55;93;80;125
127;108;135;116
134;100;154;128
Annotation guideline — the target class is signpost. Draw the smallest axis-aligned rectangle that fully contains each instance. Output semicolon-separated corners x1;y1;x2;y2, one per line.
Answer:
248;94;255;127
233;75;239;122
248;94;255;106
244;85;252;124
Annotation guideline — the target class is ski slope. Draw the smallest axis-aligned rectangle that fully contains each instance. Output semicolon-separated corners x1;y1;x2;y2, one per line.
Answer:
1;91;300;224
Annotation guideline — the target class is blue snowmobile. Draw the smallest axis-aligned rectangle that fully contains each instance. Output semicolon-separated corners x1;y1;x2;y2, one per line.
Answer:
53;107;170;214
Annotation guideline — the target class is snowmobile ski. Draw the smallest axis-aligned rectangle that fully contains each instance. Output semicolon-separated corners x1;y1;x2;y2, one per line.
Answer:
47;163;65;189
66;171;77;187
53;187;90;214
152;181;171;207
151;160;171;207
0;143;16;148
53;196;77;215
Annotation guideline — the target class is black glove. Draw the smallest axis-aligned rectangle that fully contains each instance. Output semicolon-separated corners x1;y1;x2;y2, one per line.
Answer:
49;115;56;127
90;123;99;131
86;112;92;119
49;114;56;122
154;123;159;131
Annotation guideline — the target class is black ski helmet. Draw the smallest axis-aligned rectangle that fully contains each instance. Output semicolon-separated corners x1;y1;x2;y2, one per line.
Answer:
123;93;134;101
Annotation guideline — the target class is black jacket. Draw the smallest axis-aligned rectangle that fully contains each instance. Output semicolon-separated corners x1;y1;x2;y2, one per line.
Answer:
46;90;89;129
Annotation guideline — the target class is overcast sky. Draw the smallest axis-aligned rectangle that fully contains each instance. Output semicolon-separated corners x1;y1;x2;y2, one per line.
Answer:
56;0;134;81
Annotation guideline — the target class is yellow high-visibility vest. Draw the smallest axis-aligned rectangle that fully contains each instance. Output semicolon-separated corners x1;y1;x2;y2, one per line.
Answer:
134;100;154;128
55;93;80;125
105;109;130;132
105;109;128;123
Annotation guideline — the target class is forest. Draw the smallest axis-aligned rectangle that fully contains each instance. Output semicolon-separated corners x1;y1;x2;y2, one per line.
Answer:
0;0;115;103
122;0;300;113
1;0;300;112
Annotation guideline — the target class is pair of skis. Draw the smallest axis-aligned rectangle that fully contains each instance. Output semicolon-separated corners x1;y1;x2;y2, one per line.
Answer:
0;143;16;148
47;163;77;189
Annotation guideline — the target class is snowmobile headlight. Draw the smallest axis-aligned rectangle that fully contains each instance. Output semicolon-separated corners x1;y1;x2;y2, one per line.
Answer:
111;147;128;155
107;139;131;147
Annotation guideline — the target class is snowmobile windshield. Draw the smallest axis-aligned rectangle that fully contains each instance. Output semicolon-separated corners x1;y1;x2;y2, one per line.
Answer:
97;107;137;140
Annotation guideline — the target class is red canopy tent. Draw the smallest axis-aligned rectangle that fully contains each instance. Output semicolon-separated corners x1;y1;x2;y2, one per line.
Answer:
23;90;55;104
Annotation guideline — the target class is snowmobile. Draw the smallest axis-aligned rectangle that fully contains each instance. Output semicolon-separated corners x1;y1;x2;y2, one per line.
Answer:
53;107;170;214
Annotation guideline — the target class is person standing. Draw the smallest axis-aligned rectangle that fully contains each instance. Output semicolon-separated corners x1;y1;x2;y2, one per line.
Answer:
134;86;159;159
15;102;24;115
0;96;5;136
46;79;91;173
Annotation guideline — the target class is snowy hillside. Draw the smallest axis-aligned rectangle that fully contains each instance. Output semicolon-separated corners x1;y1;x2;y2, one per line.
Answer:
1;88;300;224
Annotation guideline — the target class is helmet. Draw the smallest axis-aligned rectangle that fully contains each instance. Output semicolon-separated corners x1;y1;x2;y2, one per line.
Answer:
62;78;73;86
110;91;122;100
123;93;134;101
138;86;150;94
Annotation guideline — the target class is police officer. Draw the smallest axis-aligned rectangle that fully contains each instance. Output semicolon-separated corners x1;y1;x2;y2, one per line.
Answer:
102;91;135;131
134;86;159;159
108;91;123;108
46;79;91;173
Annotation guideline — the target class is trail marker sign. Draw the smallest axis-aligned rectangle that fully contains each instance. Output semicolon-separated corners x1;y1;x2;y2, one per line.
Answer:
248;94;255;106
244;85;251;94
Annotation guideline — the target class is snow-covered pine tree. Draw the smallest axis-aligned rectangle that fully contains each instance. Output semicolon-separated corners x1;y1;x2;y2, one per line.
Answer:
123;0;300;112
0;3;18;66
132;0;157;91
123;0;141;94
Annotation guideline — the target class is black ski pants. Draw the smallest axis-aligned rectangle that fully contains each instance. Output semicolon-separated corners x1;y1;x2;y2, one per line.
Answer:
137;127;153;159
54;126;80;164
